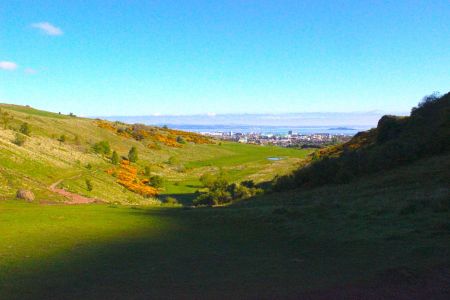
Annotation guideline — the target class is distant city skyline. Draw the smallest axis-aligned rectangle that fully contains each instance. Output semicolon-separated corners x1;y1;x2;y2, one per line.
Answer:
101;110;406;127
1;1;449;116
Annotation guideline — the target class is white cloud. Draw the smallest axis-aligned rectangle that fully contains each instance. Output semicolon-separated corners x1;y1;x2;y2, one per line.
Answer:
206;112;216;117
25;68;37;74
32;22;63;36
0;61;18;71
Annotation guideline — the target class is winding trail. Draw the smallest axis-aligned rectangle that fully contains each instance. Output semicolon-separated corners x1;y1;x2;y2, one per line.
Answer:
49;177;103;204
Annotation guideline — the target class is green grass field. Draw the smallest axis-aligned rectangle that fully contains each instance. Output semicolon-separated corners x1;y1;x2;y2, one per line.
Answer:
1;154;449;299
0;202;308;299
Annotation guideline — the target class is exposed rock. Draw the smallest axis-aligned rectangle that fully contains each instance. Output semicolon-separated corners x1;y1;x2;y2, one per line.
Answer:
16;189;35;202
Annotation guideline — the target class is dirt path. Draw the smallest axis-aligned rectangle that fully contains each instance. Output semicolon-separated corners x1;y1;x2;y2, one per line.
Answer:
49;178;103;205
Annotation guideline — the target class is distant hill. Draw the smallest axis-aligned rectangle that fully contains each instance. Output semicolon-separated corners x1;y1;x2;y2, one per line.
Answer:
273;92;450;191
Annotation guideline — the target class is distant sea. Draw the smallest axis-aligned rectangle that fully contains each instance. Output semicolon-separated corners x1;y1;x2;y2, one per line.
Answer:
168;125;372;136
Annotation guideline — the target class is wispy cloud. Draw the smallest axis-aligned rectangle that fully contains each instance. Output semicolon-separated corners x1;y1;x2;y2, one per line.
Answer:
32;22;63;36
25;68;37;74
0;61;18;71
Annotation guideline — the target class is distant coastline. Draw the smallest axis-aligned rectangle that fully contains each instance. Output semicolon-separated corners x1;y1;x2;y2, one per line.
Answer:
328;127;356;131
168;125;371;136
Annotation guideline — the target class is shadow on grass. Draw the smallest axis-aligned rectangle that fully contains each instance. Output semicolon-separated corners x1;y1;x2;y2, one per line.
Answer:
0;205;311;299
160;192;197;205
2;195;449;299
185;184;202;189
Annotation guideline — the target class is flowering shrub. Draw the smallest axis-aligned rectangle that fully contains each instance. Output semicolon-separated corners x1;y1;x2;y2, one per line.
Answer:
107;160;158;197
154;134;181;147
95;120;116;132
95;120;213;147
167;129;212;144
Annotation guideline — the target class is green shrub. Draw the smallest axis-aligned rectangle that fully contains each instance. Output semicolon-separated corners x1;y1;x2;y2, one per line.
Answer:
167;156;179;165
19;122;31;136
58;135;66;143
176;136;186;144
111;150;119;165
128;146;138;162
199;173;220;189
163;196;178;205
92;141;111;155
85;179;93;191
193;176;260;206
144;166;151;176
148;175;164;188
241;180;255;188
12;133;26;146
0;109;13;129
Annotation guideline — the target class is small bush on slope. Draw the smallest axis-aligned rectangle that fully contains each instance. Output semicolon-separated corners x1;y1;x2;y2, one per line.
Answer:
128;146;138;163
19;122;31;136
12;133;26;146
92;141;111;155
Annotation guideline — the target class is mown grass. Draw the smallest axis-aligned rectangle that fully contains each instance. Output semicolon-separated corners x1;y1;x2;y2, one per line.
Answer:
0;155;449;298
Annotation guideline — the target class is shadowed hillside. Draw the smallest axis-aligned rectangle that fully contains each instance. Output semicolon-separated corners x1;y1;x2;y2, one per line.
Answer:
273;92;450;191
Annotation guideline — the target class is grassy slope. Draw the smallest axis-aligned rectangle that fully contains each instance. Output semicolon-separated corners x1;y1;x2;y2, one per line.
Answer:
0;104;311;204
0;154;448;299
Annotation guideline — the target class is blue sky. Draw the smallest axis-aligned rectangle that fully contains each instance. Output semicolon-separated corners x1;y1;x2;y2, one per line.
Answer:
0;1;449;116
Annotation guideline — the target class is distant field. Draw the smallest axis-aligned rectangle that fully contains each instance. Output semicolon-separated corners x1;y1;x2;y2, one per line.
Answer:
0;155;449;299
161;142;311;198
185;142;307;168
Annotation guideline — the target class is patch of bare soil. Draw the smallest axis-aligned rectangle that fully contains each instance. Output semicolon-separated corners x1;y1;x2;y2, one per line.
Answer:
49;179;103;205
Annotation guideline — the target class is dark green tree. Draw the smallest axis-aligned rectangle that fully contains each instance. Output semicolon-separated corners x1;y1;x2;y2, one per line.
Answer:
85;179;93;191
128;146;138;162
19;122;31;136
111;150;119;165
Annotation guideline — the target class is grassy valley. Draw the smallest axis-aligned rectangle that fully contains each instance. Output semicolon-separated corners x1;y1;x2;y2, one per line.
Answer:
0;153;448;299
0;94;449;299
0;103;311;204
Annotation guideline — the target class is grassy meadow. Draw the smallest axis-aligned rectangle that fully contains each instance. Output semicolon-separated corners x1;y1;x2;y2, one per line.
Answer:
0;154;449;298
